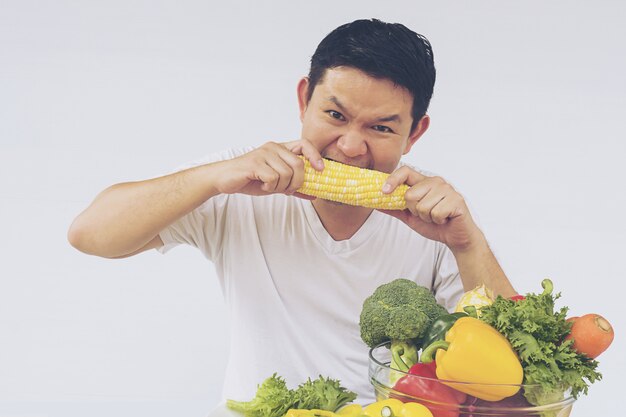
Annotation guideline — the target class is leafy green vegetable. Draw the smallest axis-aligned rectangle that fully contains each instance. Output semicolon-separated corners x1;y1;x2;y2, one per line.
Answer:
226;373;294;417
479;279;602;407
359;278;447;371
294;375;357;411
226;373;357;417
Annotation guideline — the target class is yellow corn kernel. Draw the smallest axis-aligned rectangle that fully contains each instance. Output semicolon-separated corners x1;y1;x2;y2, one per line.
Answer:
297;156;408;210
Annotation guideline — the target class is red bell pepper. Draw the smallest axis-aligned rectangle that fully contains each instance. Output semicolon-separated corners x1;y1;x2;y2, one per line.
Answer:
392;361;467;417
509;294;526;302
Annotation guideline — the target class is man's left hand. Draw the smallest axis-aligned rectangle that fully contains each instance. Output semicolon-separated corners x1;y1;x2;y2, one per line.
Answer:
378;166;483;253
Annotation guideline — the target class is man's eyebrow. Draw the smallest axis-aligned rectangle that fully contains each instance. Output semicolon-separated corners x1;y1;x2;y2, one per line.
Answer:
326;96;402;124
376;114;402;124
327;96;348;113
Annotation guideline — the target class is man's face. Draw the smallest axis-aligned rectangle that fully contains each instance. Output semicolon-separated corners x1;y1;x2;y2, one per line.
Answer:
297;66;428;174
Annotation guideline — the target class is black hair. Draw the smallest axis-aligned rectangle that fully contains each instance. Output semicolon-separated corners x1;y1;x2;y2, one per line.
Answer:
307;18;436;132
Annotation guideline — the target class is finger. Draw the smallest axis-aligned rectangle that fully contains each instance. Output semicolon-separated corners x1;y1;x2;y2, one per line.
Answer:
264;156;298;193
430;195;465;225
254;162;281;193
282;139;302;153
411;179;463;223
283;155;305;194
261;142;306;193
281;139;324;172
404;183;434;218
274;145;307;193
418;194;448;224
404;177;448;218
383;166;428;194
429;199;451;225
412;185;449;223
247;142;304;193
275;140;322;193
298;139;324;171
404;183;433;210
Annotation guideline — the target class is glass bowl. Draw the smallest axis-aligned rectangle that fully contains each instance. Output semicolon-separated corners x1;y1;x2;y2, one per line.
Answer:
368;342;575;417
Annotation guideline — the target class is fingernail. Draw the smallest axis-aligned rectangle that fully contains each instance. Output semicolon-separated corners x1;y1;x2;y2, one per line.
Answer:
382;183;392;193
315;159;324;170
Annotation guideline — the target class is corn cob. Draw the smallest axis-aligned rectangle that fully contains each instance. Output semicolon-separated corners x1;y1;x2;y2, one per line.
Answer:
297;156;408;210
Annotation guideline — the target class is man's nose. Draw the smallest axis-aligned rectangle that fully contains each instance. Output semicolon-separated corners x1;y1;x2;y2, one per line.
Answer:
337;128;367;157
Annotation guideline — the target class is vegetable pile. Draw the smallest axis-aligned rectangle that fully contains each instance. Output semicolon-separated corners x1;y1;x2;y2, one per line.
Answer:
359;278;614;417
227;278;614;417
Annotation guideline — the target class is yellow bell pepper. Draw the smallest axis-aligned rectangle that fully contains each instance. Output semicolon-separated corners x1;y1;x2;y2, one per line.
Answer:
420;316;523;402
285;405;367;417
363;398;433;417
336;404;364;417
285;409;342;417
399;403;434;417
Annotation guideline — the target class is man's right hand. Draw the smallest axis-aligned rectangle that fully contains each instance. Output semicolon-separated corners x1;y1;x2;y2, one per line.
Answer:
67;140;323;258
214;140;325;197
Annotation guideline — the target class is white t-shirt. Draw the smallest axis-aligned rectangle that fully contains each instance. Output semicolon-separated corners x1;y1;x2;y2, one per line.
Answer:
158;148;464;404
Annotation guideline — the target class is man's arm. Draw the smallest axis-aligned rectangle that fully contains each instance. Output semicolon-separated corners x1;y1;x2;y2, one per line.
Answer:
68;162;225;258
379;166;517;297
448;231;516;296
68;141;323;258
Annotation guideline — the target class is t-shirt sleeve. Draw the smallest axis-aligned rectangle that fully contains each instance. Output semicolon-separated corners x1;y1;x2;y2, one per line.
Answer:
157;195;229;260
432;243;464;312
157;146;254;260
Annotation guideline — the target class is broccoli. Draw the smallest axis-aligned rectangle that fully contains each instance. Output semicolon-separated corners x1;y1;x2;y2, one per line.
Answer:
359;278;448;372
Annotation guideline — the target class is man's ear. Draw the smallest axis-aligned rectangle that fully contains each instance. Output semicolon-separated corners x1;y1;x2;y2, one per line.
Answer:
297;77;310;122
403;115;430;154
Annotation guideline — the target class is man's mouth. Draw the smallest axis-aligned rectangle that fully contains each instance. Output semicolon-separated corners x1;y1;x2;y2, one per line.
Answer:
322;155;371;170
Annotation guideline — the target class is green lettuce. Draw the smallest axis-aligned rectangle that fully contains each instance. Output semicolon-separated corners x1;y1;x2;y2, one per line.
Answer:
479;279;602;407
226;373;356;417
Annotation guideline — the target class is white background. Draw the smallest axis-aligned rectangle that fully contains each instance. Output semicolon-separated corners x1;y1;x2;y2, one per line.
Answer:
1;1;624;416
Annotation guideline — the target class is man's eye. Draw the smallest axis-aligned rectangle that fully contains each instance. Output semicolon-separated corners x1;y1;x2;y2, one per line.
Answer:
373;125;393;133
327;110;345;121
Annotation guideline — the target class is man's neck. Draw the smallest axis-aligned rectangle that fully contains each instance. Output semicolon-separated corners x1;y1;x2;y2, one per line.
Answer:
311;199;374;241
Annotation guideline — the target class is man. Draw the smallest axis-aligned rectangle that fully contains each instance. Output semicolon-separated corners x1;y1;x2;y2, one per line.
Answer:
68;19;516;403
